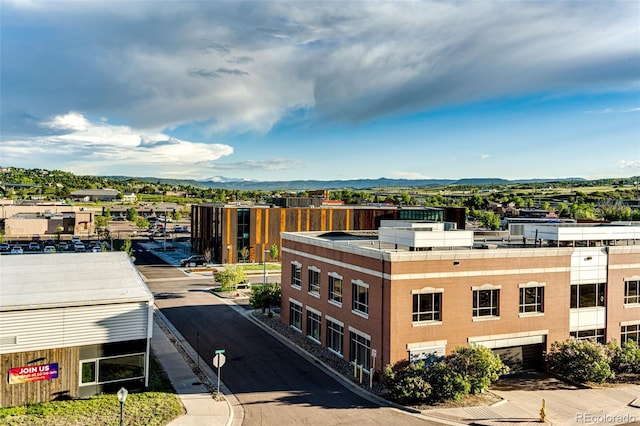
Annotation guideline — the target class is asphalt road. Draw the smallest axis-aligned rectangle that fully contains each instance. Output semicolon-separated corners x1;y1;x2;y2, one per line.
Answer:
134;241;436;425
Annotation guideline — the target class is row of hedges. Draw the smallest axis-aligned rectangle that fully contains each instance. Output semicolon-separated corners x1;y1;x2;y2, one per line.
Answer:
548;339;640;384
383;345;508;404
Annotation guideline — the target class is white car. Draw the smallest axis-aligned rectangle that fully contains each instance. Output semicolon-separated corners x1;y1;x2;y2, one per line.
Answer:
71;236;82;245
43;246;56;253
11;246;23;254
74;243;86;252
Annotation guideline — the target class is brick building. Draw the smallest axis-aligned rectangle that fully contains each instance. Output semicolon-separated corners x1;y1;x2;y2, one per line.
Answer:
280;221;640;375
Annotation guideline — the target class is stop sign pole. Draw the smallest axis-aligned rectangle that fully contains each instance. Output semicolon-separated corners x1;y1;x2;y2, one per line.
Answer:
212;349;226;395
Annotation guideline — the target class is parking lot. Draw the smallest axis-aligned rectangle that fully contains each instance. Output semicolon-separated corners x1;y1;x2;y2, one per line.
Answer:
0;217;191;256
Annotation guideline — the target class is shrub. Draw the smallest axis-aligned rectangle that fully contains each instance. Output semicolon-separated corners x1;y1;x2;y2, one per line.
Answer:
383;362;431;404
215;265;247;291
547;339;613;384
426;362;470;402
445;345;509;394
610;340;640;374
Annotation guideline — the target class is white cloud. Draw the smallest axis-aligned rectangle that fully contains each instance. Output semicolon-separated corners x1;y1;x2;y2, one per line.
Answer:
619;160;640;170
1;112;233;178
598;107;640;114
2;1;638;135
480;154;492;160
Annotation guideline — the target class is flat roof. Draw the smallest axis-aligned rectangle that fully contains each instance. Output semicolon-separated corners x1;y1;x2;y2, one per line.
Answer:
283;222;640;253
0;252;154;312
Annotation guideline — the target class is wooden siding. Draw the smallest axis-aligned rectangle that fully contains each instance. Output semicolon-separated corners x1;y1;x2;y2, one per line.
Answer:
1;347;79;407
0;302;151;355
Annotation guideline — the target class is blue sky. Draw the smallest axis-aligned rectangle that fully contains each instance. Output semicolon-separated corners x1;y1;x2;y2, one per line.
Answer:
1;1;639;182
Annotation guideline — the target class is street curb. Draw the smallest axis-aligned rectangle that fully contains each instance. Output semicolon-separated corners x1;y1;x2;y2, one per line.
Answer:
154;307;244;426
214;296;467;426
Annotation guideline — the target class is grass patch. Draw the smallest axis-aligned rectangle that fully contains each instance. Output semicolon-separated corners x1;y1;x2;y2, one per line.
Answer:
0;353;183;426
237;263;281;271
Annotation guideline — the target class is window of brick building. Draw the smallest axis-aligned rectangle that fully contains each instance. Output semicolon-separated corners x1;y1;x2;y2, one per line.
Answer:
571;283;605;309
289;300;302;331
624;279;640;305
306;309;322;343
326;317;344;356
308;267;321;295
412;289;442;323
519;286;544;314
291;262;301;289
570;328;605;344
473;288;500;318
621;324;640;344
349;327;371;370
329;273;343;306
352;280;369;316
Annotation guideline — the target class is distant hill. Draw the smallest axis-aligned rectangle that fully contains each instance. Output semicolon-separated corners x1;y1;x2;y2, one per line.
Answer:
105;175;586;191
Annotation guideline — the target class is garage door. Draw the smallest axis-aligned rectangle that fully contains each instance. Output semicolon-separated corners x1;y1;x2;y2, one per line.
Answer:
493;344;544;373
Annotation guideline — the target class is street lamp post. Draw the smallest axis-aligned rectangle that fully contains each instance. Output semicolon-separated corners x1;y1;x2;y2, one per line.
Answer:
263;249;270;286
117;387;128;426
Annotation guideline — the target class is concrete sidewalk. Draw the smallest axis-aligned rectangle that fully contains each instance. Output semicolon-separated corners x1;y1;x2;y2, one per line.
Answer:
151;310;240;426
423;380;640;425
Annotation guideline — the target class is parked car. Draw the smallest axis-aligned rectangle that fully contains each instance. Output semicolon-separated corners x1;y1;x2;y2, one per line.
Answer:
28;242;41;251
58;241;70;251
31;235;41;242
74;243;86;252
173;225;189;233
43;246;56;253
0;243;10;252
71;236;82;245
44;239;55;247
91;246;101;253
11;246;23;254
180;255;207;267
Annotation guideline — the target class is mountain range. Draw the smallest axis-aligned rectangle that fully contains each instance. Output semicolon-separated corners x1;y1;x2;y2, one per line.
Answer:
108;175;587;191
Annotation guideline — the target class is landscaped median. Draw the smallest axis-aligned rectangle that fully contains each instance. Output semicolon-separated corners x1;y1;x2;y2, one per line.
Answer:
0;355;183;426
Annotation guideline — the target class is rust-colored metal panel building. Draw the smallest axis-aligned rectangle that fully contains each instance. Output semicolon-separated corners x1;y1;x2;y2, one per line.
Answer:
190;204;463;263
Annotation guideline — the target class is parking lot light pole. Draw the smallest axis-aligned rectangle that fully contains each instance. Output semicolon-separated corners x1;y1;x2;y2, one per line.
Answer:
263;249;270;286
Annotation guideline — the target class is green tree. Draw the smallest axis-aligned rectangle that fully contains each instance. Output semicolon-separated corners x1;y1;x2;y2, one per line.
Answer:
54;226;64;242
126;207;138;221
479;211;501;230
120;237;133;256
269;244;279;261
136;217;150;230
557;203;570;218
249;283;281;316
95;215;108;229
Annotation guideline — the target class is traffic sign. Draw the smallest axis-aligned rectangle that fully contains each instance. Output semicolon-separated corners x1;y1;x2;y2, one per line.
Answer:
215;349;226;355
213;353;226;368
